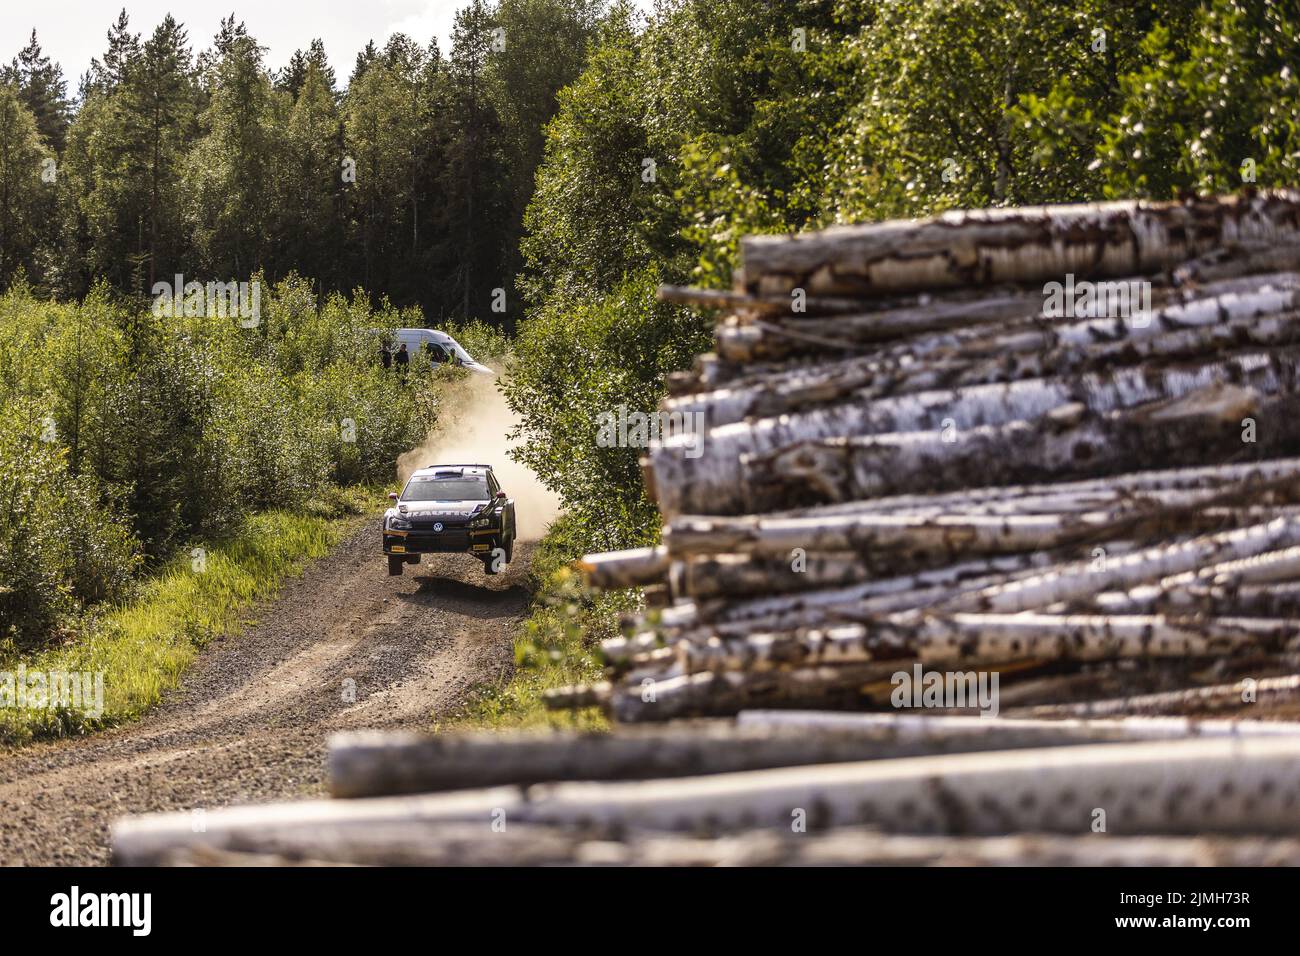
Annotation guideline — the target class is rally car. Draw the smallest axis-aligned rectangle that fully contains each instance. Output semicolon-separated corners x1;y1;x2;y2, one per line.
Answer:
382;464;516;576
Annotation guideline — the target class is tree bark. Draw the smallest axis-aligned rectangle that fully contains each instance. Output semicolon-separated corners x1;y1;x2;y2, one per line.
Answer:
651;351;1298;516
1016;674;1300;719
736;709;1300;740
578;546;670;590
674;613;1299;673
118;824;1300;868
741;385;1300;512
736;191;1300;298
329;717;1218;798
111;735;1300;856
927;517;1300;615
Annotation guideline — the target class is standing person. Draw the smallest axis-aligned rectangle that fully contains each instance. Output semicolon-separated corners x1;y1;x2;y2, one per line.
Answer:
395;342;409;379
380;336;392;370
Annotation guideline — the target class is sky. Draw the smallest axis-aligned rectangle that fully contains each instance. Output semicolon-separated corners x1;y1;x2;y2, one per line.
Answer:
2;0;655;89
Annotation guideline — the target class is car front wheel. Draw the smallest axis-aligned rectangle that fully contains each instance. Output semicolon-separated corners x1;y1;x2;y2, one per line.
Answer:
387;555;405;576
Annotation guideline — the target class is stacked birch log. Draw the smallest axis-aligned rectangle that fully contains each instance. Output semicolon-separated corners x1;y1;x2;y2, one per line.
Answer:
569;191;1300;724
112;193;1300;866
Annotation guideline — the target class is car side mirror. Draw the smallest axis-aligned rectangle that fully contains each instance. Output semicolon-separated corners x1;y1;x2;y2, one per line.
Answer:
388;492;399;501
495;491;507;499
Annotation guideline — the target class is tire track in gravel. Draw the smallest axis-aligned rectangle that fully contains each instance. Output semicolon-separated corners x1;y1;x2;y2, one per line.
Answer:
0;516;533;866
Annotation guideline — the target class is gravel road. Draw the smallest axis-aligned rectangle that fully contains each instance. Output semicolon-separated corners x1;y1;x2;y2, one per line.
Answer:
0;517;531;866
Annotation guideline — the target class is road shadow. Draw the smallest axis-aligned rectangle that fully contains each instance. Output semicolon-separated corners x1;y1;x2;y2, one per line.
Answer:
398;574;530;619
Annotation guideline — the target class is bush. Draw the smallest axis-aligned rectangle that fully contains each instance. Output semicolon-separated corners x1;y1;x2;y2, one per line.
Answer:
0;277;438;649
0;400;139;650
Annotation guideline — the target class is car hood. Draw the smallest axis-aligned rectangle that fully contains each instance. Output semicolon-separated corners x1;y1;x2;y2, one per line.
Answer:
394;500;491;518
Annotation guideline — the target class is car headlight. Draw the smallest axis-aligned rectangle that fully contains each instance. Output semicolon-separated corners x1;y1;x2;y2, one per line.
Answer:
387;514;412;530
469;510;499;529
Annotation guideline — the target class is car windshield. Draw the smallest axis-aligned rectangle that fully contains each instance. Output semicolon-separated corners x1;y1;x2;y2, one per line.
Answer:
402;477;490;501
444;336;475;364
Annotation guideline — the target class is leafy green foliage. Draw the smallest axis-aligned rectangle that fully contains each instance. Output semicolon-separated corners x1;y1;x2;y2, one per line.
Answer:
508;0;1300;563
0;84;54;281
0;278;435;649
0;500;371;745
3;5;603;330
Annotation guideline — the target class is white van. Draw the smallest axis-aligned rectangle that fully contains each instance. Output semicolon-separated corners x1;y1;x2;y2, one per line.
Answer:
375;328;493;375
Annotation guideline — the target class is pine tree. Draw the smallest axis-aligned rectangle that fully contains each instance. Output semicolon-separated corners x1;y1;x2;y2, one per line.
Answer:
186;26;277;277
277;39;335;99
276;53;345;286
87;9;141;92
121;16;198;287
3;30;71;152
350;41;378;86
443;0;508;322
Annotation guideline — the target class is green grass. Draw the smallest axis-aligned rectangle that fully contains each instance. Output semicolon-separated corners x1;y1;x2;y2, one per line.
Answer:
442;515;631;732
443;581;610;731
0;486;385;747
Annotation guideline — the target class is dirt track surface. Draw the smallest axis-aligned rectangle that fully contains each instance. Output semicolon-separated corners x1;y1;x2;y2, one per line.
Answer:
0;518;531;866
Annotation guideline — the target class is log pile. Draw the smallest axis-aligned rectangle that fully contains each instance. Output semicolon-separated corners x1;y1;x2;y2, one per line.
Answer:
111;193;1300;867
568;191;1300;723
112;724;1300;865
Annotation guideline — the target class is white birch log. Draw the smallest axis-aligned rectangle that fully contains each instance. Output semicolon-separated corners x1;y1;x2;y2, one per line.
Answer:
1093;545;1300;615
715;273;1300;371
329;724;1060;797
1174;238;1300;285
668;552;877;600
882;308;1300;395
331;713;1252;798
662;503;1280;562
1022;314;1300;386
927;517;1300;615
111;734;1300;860
622;541;1151;649
608;831;1300;867
742;384;1296;510
710;267;1251;363
606;665;899;722
736;191;1300;298
577;546;670;589
652;351;1294;516
1016;674;1300;719
771;457;1300;519
657;283;874;315
1092;582;1300;618
676;614;1300;673
736;709;1300;740
541;682;612;710
633;547;1082;643
119;821;1300;867
666;510;1129;559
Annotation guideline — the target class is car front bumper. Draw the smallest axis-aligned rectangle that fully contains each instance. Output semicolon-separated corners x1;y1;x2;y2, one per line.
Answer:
383;528;503;556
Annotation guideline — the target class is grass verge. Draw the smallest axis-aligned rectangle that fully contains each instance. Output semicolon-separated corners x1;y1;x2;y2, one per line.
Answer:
0;486;384;747
443;514;636;732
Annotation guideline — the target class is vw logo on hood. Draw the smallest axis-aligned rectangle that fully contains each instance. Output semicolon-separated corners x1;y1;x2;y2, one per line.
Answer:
432;522;444;532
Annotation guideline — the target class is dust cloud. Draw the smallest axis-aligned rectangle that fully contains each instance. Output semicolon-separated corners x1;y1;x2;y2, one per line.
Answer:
396;372;561;541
